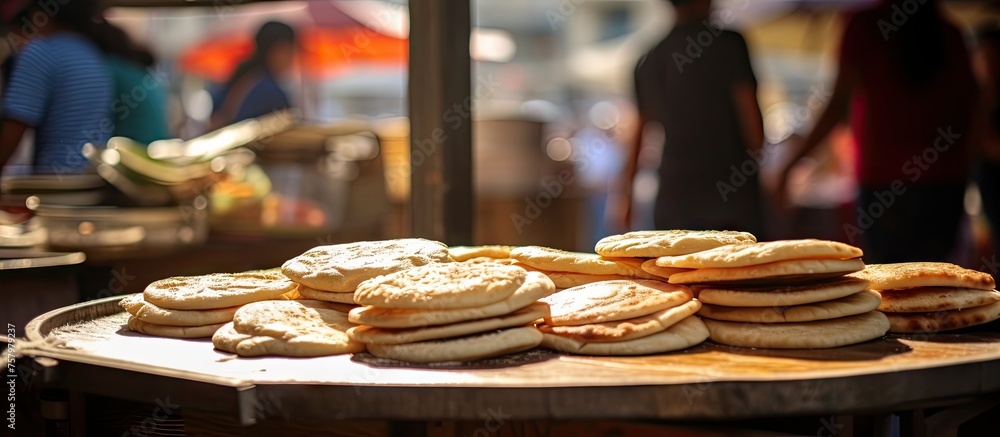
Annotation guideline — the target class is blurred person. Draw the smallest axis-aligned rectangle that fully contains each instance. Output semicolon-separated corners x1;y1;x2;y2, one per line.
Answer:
211;21;296;129
974;27;1000;255
777;0;977;263
615;0;765;235
0;0;112;177
89;19;170;145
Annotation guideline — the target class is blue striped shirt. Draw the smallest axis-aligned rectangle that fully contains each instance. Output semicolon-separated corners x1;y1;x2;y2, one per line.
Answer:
2;33;112;174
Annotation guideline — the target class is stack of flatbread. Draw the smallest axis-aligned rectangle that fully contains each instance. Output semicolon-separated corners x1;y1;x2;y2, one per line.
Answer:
594;230;758;281
655;239;889;349
538;280;708;355
507;245;665;288
281;238;452;304
347;262;557;363
852;262;1000;333
122;268;297;338
213;299;365;357
448;245;518;265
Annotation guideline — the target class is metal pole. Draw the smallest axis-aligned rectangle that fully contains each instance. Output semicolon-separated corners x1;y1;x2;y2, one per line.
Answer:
408;0;474;245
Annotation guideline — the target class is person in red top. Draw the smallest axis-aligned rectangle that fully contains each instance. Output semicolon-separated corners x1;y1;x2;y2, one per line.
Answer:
778;0;977;263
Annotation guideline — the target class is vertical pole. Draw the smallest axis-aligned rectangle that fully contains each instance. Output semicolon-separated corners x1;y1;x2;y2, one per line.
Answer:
408;0;474;245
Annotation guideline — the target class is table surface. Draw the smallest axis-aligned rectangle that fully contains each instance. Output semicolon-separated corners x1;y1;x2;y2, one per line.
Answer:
16;295;1000;424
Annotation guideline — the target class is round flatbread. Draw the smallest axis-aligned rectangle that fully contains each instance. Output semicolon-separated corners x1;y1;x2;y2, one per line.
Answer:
354;263;524;309
349;272;556;328
365;326;543;363
640;259;690;279
703;311;890;349
697;290;882;323
296;285;358;304
348;303;548;345
509;246;636;276
213;321;364;357
885;300;1000;333
449;245;515;262
696;277;870;307
281;239;450;292
541;316;709;355
851;262;996;291
545;272;636;289
462;257;520;265
537;299;701;342
668;258;865;286
143;268;296;310
120;294;238;327
541;280;693;326
230;300;364;355
595;230;757;258
126;317;225;338
655;239;863;269
877;287;1000;313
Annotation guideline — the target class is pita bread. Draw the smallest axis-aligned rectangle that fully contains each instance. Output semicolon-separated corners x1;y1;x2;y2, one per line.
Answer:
281;239;450;292
545;272;637;289
595;230;756;258
703;311;890;349
668;258;864;286
143;268;296;310
230;300;364;355
885;300;1000;333
349;272;556;328
696;277;870;307
448;245;515;262
537;299;701;342
365;326;543;363
120;293;239;327
655;239;863;269
640;259;691;279
697;290;882;323
462;257;520;265
541;280;693;325
509;246;637;276
541;316;709;355
354;263;524;309
126;317;225;338
877;287;1000;313
295;284;358;304
348;303;548;345
850;263;996;291
213;321;365;357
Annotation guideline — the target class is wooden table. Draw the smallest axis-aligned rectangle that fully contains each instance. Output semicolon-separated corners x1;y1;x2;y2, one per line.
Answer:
12;296;1000;436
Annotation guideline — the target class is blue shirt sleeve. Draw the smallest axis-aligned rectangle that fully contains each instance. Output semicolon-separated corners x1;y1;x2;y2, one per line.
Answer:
2;41;56;126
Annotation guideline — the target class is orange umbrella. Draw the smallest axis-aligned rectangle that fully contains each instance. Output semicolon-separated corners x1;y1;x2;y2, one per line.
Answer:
178;25;407;82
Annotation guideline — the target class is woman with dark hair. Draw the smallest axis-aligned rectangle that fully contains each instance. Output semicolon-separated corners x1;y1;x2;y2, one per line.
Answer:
777;0;977;263
0;0;111;176
211;21;296;129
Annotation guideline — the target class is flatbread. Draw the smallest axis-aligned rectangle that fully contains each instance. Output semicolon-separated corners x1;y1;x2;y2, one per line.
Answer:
296;284;358;304
537;299;701;342
348;303;548;345
143;268;296;310
365;326;543;363
640;259;690;279
120;294;238;327
353;263;524;309
703;311;890;349
349;272;556;328
126;317;225;338
462;257;519;265
449;245;515;262
212;321;364;357
668;258;864;286
545;272;637;289
878;287;1000;313
697;277;871;307
230;300;363;355
541;316;709;355
885;300;1000;333
595;230;757;258
850;262;996;291
655;239;863;269
541;280;693;326
281;239;450;292
697;290;882;323
509;246;636;276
